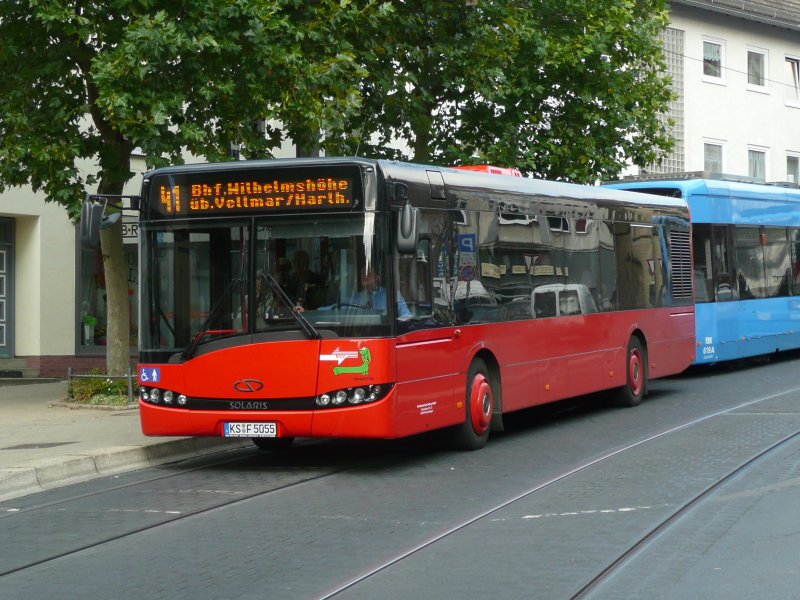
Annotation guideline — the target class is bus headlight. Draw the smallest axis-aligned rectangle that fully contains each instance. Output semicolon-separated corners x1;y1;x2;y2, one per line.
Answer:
316;384;393;409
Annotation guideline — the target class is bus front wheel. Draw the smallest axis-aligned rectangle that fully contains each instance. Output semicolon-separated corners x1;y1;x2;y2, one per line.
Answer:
616;337;647;407
451;358;493;450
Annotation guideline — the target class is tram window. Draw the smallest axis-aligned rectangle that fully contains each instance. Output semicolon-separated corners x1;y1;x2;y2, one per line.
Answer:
763;228;791;298
792;229;800;295
734;228;763;298
692;224;712;303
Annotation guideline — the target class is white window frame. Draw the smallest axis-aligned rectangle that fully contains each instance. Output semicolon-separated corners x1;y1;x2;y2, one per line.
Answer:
702;37;726;84
748;146;768;182
786;55;800;107
703;139;725;174
746;46;769;93
787;154;800;184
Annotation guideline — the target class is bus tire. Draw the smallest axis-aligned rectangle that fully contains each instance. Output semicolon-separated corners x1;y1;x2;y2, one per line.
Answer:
252;437;295;451
451;358;493;450
616;337;647;407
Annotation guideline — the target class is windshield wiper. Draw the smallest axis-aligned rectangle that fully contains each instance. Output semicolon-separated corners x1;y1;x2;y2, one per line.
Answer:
264;272;321;340
181;277;244;360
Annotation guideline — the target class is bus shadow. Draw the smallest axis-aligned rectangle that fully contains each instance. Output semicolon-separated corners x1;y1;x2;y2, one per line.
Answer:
678;346;800;381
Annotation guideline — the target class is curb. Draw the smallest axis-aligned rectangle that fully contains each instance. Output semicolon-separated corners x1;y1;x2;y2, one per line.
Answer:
0;437;252;503
50;401;138;412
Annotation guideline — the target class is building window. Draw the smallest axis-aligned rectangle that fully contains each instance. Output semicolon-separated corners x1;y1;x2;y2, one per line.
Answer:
704;143;723;174
703;40;723;80
747;49;767;89
788;155;800;184
787;56;800;103
748;148;766;181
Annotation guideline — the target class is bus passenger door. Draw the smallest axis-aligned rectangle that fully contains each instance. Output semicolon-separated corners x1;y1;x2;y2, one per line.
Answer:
395;328;466;437
394;217;466;436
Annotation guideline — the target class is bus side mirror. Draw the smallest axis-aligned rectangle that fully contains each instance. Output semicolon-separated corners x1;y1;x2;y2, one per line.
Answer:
80;200;104;249
396;202;419;254
80;197;124;249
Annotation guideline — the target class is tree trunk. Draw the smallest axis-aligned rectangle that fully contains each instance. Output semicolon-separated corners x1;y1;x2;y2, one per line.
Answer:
98;221;130;375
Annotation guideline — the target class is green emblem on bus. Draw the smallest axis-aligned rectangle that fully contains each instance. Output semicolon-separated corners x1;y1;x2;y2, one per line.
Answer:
333;347;372;376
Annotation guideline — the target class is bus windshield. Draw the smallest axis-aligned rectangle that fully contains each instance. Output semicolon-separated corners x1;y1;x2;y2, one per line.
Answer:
140;213;394;361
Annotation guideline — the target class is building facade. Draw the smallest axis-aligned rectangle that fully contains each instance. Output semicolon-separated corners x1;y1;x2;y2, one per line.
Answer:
651;1;800;181
0;155;147;378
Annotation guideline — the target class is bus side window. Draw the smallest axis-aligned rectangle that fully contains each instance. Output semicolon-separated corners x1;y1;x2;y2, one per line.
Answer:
397;236;433;320
559;290;581;315
412;237;433;318
533;291;557;318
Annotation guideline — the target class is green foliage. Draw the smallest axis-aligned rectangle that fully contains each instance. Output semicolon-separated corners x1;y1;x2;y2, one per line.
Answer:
70;369;136;405
325;0;675;183
0;0;388;213
0;0;674;370
0;0;674;202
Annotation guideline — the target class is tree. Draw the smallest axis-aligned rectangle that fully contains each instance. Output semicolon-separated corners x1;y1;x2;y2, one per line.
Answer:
0;0;385;374
324;0;674;183
0;0;674;373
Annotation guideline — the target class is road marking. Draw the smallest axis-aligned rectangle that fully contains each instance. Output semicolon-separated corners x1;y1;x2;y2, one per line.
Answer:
490;506;656;522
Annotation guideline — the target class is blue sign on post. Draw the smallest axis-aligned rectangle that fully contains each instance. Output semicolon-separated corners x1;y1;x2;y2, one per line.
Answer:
458;233;476;253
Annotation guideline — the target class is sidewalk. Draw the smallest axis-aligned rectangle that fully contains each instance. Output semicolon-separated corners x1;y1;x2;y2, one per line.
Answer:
0;381;251;502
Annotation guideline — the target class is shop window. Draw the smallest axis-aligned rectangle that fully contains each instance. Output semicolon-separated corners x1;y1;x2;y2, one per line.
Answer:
78;242;138;351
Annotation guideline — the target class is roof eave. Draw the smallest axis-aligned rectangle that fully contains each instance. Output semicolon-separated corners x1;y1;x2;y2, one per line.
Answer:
672;0;800;32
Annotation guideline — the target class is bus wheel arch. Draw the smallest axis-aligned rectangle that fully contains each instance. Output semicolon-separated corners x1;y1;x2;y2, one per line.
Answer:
616;332;648;407
451;352;500;450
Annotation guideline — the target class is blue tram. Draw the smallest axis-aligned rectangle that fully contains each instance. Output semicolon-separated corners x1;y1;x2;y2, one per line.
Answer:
607;176;800;364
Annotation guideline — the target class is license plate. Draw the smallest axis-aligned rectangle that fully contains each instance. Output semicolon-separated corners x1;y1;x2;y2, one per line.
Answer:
224;422;277;438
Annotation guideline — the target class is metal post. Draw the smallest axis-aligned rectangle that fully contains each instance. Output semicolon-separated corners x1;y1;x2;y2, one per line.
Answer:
127;368;134;405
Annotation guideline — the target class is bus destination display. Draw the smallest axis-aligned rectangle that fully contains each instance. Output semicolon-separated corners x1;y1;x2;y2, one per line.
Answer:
152;173;358;216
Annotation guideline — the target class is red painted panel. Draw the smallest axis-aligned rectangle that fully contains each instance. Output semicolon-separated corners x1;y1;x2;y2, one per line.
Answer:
140;306;695;440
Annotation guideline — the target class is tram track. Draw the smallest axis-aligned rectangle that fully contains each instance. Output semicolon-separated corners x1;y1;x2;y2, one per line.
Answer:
569;425;800;599
318;384;800;599
0;439;386;579
2;380;799;597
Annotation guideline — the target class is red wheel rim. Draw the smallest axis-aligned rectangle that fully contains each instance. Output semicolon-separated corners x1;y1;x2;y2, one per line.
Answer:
469;373;493;435
628;347;643;397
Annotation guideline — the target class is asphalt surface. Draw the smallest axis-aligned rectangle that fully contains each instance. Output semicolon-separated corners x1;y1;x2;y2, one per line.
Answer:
0;380;250;502
0;370;800;598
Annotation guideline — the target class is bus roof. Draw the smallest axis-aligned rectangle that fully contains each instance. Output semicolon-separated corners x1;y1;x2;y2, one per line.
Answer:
605;177;800;203
142;157;690;215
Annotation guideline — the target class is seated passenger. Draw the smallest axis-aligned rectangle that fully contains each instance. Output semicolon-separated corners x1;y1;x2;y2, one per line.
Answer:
287;250;323;310
350;268;412;319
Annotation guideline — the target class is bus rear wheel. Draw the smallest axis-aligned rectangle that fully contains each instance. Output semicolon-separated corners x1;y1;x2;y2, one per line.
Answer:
616;337;647;407
451;358;493;450
252;437;295;451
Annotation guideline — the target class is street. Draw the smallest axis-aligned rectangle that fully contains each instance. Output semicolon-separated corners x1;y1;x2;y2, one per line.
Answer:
2;352;800;599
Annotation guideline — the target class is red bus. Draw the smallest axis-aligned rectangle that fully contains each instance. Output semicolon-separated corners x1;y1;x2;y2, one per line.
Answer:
133;158;695;450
